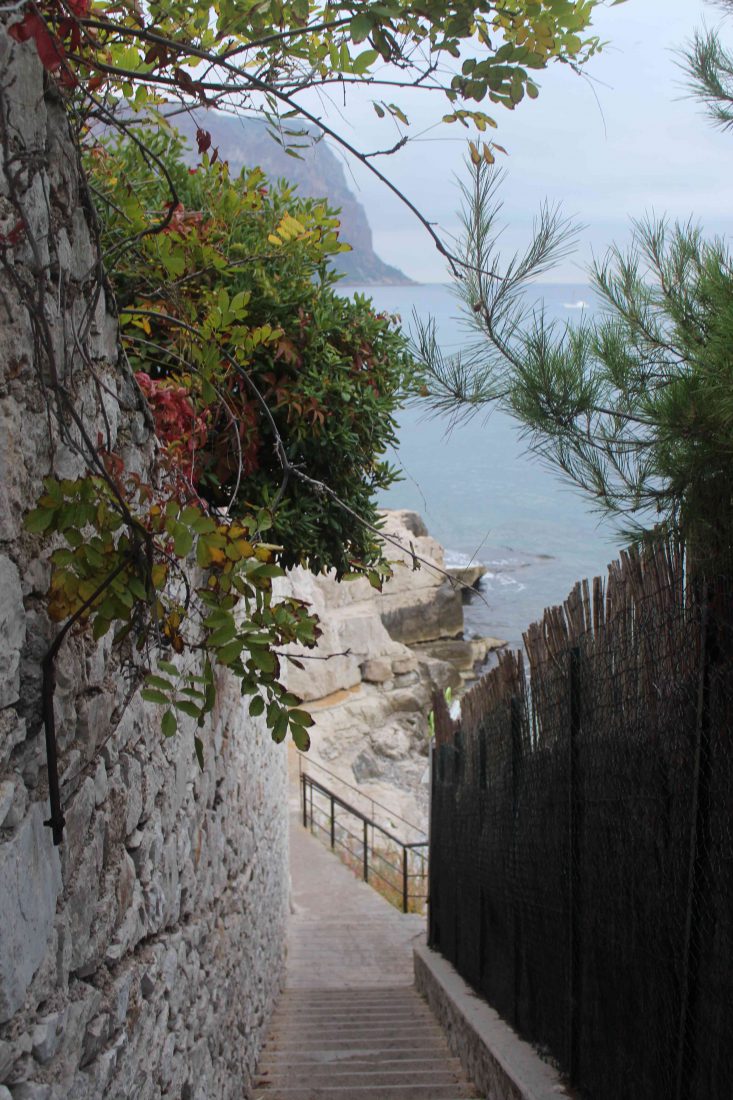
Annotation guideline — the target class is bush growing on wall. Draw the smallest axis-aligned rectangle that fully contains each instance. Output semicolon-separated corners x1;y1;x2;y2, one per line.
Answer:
90;130;416;577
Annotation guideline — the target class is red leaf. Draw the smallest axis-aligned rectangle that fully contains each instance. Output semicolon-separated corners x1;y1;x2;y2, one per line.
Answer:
196;128;212;154
0;219;25;247
66;0;91;17
9;11;75;85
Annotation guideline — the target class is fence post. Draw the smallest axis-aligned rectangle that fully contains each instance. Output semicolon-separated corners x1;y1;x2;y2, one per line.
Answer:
675;597;711;1100
402;847;409;913
302;773;307;829
428;740;437;948
363;819;369;882
568;645;582;1084
330;794;335;849
510;694;522;1030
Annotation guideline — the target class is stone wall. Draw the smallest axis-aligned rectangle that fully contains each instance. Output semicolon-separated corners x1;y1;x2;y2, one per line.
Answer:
0;31;288;1099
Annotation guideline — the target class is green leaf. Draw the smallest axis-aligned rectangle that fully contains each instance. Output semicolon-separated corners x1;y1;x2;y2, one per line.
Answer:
350;12;372;41
248;646;277;673
207;621;237;647
93;617;113;641
128;576;147;601
173;526;194;558
271;711;289;743
353;48;379;74
291;724;311;752
141;687;170;705
289;708;315;728
194;735;205;771
174;699;203;719
216;639;243;664
145;674;174;691
249;695;265;717
24;508;55;533
162;709;177;737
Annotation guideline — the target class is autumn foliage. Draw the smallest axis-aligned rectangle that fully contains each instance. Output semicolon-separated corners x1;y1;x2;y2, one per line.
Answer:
90;130;416;575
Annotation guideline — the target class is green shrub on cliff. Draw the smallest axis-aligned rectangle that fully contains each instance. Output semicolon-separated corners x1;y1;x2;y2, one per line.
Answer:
89;129;416;577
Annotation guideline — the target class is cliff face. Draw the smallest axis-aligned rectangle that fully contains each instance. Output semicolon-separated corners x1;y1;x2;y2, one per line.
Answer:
277;511;504;831
176;113;414;285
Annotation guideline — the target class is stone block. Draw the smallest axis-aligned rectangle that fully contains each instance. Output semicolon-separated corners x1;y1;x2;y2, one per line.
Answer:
0;556;25;709
10;1082;53;1099
31;1010;66;1064
0;804;62;1022
351;751;381;783
379;580;464;646
360;657;392;683
385;510;428;538
391;654;418;676
0;711;25;771
0;781;15;826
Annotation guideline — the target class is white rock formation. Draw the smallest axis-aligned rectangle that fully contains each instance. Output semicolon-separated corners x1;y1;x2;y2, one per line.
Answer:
278;511;505;831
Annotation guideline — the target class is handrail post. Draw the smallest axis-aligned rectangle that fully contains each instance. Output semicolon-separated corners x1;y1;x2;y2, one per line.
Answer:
402;846;409;913
330;794;335;849
302;772;307;829
363;819;368;882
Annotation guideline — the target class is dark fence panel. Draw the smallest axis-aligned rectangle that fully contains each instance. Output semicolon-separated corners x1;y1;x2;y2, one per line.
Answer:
429;543;733;1100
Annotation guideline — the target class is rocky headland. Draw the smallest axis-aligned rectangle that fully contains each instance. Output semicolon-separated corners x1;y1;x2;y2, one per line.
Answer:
277;510;506;832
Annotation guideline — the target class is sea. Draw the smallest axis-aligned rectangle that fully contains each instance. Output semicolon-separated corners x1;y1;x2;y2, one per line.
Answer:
348;282;623;653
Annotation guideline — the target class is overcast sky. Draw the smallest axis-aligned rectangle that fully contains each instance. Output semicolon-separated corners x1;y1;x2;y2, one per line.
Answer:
301;0;732;283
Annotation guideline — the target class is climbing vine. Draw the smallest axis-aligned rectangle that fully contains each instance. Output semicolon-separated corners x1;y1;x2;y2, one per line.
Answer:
1;0;615;835
13;125;414;762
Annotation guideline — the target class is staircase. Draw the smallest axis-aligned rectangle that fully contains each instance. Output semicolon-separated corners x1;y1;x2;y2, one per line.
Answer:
253;813;479;1099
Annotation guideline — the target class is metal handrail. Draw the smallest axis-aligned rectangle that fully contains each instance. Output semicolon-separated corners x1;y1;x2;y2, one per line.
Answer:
301;771;428;914
297;752;426;841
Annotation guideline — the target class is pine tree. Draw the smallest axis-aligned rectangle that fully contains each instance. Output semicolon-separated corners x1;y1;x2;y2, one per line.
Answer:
418;2;733;566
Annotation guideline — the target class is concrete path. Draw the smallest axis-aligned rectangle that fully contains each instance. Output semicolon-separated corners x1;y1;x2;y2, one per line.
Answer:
253;816;480;1099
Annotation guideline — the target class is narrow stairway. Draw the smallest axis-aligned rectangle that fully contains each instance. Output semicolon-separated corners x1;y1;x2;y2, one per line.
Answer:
253;815;479;1099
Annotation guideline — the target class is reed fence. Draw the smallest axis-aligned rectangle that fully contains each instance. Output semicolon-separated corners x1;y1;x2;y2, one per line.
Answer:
429;538;733;1100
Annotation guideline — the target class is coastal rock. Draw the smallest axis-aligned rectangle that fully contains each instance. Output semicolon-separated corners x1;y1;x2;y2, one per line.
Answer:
281;510;500;830
379;579;463;646
447;564;488;592
413;636;507;675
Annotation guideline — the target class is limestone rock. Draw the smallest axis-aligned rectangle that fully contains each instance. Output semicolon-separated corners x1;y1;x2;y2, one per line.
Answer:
0;781;15;827
283;510;508;831
360;658;392;683
413;636;506;672
387;510;428;538
0;555;25;710
379;580;463;646
0;804;62;1022
447;563;488;591
0;33;290;1099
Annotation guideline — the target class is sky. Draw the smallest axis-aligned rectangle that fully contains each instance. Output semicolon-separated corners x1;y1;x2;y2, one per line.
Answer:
300;0;732;283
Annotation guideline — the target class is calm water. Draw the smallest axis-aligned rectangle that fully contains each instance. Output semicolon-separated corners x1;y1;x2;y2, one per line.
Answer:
349;282;623;651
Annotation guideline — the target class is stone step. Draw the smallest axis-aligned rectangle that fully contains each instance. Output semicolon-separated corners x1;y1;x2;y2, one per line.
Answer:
256;1070;471;1090
267;1037;452;1054
253;818;480;1100
259;1056;464;1072
253;1086;478;1100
